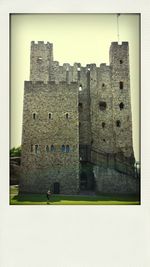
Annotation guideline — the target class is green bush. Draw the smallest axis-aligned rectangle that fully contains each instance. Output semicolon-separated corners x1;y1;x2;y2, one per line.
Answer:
10;146;21;157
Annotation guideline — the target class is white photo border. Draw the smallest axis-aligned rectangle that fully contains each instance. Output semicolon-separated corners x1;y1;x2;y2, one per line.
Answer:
0;1;150;267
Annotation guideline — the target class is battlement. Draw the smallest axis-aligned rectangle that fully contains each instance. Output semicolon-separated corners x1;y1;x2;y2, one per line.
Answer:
31;41;53;52
110;41;128;47
31;41;53;46
24;81;78;92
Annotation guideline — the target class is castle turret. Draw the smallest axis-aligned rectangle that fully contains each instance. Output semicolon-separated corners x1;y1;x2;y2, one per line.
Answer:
30;41;53;82
109;42;135;166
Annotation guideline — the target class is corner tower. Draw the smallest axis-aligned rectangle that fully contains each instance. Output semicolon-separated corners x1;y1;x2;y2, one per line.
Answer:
109;42;135;168
30;41;53;82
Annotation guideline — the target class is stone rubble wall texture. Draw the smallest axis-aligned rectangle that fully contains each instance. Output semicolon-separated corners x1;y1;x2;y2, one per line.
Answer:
20;41;139;194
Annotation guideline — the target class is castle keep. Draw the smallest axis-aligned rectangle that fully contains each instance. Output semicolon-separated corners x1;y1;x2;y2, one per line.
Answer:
20;41;138;195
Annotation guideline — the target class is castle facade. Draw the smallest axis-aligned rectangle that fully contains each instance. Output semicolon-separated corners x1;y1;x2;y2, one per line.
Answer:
20;41;138;195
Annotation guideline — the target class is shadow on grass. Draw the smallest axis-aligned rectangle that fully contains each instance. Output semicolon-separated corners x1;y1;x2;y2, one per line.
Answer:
11;193;140;205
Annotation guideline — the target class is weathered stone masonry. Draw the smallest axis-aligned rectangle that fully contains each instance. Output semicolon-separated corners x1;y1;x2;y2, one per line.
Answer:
20;41;139;195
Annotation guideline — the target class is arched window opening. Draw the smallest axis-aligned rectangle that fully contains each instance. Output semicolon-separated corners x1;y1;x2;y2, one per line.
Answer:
66;145;70;153
119;102;124;110
79;84;83;92
102;122;106;128
99;101;107;111
35;145;39;154
102;83;105;88
50;145;55;152
61;145;65;152
46;145;49;153
48;113;52;119
116;120;121;127
119;81;124;89
66;113;69;119
120;60;123;64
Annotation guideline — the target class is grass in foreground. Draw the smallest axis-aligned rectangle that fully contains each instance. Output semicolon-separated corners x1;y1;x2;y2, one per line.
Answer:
10;186;140;205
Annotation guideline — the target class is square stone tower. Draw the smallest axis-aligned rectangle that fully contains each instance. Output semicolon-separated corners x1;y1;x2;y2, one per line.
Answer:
20;42;79;194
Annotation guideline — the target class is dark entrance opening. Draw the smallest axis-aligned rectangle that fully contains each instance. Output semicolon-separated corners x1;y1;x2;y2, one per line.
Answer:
53;182;60;194
79;163;95;192
80;172;88;190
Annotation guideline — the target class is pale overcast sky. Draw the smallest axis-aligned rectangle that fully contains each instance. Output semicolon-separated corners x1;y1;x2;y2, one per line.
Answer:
11;14;140;160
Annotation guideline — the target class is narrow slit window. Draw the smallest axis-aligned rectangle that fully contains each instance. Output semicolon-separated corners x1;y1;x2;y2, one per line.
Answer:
78;103;83;111
120;60;123;64
79;84;82;92
119;102;124;110
116;120;121;127
102;122;105;128
102;83;105;88
66;113;69;119
33;113;36;120
77;67;81;80
66;70;69;82
49;113;52;119
119;81;124;89
31;145;33;152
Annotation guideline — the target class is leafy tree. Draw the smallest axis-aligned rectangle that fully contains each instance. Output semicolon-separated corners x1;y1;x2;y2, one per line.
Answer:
10;146;21;157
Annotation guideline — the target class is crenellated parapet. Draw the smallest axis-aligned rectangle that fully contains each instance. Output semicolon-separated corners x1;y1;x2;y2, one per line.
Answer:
24;80;78;93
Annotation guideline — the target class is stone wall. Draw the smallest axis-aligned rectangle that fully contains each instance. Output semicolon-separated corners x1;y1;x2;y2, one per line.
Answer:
20;82;79;194
94;165;139;195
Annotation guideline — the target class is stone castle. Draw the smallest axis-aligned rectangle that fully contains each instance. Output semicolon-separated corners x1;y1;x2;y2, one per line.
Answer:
20;41;139;195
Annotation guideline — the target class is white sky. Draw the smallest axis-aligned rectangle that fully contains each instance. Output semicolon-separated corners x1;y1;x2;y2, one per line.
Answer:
11;14;140;161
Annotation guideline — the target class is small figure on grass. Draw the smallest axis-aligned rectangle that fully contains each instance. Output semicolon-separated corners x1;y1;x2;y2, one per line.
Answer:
46;189;51;204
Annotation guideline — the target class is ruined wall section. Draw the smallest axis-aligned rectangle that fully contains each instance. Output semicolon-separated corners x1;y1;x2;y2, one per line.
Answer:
109;42;134;162
20;81;79;194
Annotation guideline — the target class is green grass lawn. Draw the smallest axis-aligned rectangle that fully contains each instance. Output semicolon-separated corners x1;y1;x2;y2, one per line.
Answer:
10;185;140;205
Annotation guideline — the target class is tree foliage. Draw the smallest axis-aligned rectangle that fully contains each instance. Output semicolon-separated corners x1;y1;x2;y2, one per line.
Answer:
10;146;21;157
